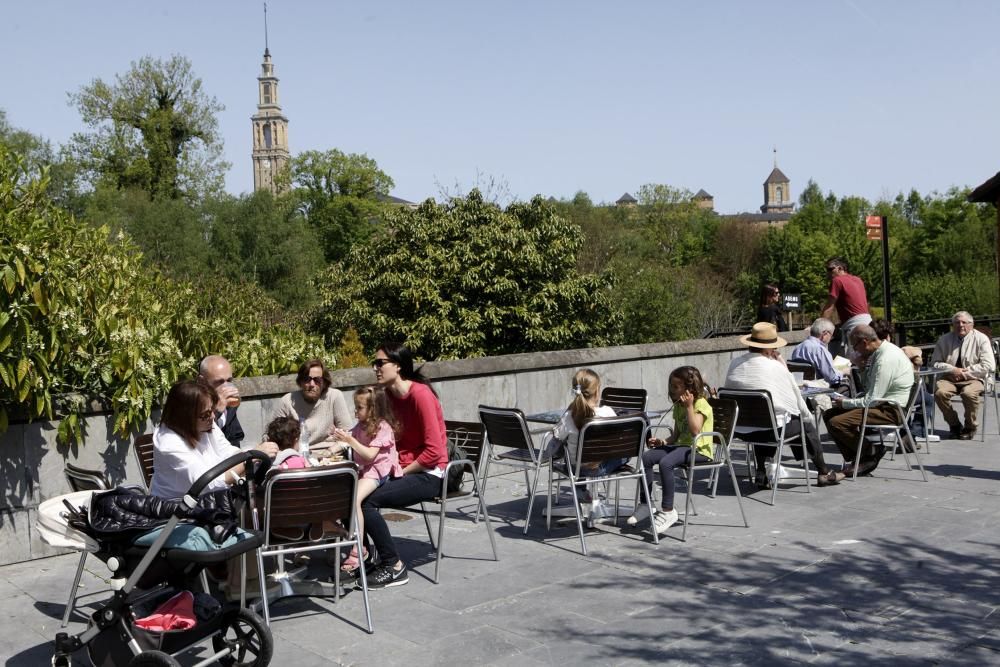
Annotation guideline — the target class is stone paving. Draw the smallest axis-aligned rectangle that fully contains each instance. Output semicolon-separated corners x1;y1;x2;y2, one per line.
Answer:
4;417;1000;666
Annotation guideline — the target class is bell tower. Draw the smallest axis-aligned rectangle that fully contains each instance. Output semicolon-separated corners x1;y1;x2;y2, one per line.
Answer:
761;148;793;214
251;4;289;194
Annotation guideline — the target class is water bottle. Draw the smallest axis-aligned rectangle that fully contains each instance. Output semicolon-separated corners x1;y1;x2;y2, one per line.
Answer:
298;417;310;457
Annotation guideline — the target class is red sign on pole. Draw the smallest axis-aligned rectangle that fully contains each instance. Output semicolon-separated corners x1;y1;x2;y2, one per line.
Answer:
866;215;883;240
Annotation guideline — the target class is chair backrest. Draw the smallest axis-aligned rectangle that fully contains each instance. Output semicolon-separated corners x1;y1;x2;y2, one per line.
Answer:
479;406;535;455
133;433;155;489
717;388;780;439
445;420;487;467
901;378;922;419
262;463;358;537
785;361;816;381
599;387;648;414
576;415;646;467
64;463;110;492
706;397;739;460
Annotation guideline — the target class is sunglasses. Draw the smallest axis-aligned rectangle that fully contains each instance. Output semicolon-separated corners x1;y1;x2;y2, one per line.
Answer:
372;359;394;369
198;409;214;420
302;376;324;385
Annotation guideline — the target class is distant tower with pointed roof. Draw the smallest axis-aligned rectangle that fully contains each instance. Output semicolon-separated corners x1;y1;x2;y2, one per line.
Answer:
251;4;289;194
761;148;793;214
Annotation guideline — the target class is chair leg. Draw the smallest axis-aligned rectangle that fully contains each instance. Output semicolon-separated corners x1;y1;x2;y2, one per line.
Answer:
770;442;783;506
728;455;750;528
568;476;588;556
901;422;929;482
433;501;447;584
420;501;436;549
61;551;88;627
525;463;544;535
472;473;499;563
355;534;374;634
681;473;694;542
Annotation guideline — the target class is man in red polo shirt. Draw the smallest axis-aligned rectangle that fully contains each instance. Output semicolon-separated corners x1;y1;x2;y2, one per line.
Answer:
820;257;872;356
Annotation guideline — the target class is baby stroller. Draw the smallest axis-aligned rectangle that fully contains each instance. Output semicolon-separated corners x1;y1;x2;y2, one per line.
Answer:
40;451;273;667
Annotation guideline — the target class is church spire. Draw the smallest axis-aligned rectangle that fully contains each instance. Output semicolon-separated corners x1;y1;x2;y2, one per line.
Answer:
251;3;289;194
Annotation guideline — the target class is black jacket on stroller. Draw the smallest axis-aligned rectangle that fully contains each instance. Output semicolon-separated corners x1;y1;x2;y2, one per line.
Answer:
65;486;241;546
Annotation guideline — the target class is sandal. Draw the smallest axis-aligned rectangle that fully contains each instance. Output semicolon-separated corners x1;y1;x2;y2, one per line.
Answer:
340;545;369;572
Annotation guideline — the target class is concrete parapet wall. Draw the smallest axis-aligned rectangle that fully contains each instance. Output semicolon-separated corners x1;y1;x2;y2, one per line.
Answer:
0;330;806;565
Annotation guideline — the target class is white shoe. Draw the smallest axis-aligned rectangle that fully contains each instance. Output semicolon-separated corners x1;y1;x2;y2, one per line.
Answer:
652;509;679;536
626;503;651;526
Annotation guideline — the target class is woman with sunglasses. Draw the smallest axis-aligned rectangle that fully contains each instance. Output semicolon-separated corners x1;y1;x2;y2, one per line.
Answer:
269;358;353;451
150;380;278;500
355;342;448;589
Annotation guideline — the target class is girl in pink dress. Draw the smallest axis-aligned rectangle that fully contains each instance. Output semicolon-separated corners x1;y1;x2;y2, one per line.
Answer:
332;386;402;571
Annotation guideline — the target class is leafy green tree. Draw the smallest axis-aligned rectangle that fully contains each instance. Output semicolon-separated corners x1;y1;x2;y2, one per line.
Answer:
207;190;324;309
289;149;394;262
311;190;623;360
0;109;80;211
68;55;227;200
81;185;211;279
0;145;324;442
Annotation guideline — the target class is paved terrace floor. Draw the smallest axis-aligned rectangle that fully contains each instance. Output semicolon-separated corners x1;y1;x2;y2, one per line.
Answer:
4;417;1000;666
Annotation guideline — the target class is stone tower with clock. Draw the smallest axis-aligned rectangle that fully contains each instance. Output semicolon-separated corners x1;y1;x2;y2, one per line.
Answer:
251;44;289;194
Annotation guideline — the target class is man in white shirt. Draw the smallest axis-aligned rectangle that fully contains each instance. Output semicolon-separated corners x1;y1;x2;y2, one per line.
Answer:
725;322;842;488
932;311;996;439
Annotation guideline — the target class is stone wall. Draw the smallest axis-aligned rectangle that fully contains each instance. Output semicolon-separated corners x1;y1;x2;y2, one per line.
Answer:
0;330;806;565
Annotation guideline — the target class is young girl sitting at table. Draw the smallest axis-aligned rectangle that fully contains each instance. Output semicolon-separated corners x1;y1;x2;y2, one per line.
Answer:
332;386;402;573
267;416;309;470
546;368;625;520
627;366;714;536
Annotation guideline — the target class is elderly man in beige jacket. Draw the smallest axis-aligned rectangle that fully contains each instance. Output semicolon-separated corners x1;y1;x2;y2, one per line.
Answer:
933;311;996;439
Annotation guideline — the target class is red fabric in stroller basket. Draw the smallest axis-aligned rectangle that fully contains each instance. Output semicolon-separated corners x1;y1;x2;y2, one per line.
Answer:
135;590;197;631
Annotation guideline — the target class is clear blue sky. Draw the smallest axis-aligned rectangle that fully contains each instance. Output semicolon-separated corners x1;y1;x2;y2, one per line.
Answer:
4;1;999;213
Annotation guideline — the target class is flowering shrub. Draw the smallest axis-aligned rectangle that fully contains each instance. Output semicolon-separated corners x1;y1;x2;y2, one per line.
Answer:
0;146;327;442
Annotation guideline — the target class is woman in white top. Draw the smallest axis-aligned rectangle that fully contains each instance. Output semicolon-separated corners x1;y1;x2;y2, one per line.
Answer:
150;380;277;500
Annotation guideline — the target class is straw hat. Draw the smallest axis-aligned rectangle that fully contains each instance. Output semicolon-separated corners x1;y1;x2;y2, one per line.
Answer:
740;322;788;349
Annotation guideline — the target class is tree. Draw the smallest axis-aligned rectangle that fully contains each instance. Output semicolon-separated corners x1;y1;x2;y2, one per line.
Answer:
81;185;212;279
207;190;324;309
289;149;394;262
310;190;623;360
0;144;325;442
0;109;80;210
68;55;227;200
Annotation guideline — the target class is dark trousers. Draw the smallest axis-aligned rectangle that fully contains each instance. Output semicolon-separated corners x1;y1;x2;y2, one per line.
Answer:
741;416;829;475
361;472;440;566
639;446;710;509
823;405;898;474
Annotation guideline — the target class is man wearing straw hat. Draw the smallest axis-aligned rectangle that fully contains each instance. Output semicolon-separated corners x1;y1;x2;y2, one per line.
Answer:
725;322;844;488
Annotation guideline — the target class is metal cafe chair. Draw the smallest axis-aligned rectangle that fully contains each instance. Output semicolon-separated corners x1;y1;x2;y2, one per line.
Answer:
478;406;551;534
717;388;812;506
547;414;650;555
643;398;749;542
61;463;111;627
406;420;498;583
258;463;373;632
851;384;929;483
599;386;648;414
132;433;155;491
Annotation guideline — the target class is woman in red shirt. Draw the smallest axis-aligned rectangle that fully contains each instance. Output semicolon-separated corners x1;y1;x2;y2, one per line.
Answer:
355;341;448;588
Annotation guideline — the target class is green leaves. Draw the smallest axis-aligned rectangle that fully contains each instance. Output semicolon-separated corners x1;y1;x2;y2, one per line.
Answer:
310;190;622;360
0;143;326;444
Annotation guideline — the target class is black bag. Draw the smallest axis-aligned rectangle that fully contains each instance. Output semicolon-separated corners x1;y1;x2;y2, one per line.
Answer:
446;437;468;494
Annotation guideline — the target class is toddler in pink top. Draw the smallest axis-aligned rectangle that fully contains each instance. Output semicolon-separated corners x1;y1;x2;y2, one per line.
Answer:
266;416;308;470
332;386;401;571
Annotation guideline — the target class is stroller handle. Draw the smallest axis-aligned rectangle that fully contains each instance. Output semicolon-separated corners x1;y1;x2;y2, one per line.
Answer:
184;450;272;507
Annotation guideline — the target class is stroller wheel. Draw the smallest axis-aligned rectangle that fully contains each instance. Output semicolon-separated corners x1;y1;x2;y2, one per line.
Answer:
127;650;180;666
213;607;274;667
